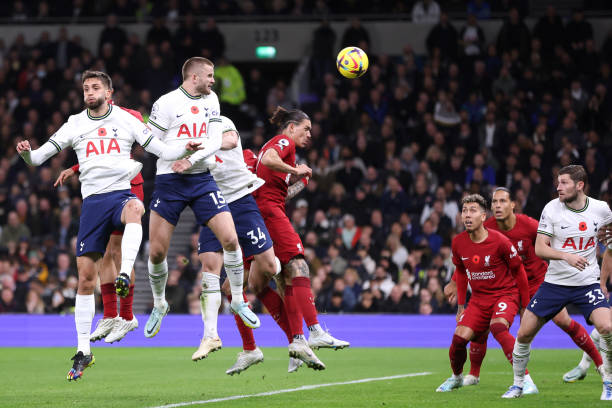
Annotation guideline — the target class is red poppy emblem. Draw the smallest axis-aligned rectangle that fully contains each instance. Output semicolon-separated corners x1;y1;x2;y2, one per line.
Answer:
579;222;587;231
191;106;199;114
98;128;107;136
472;255;480;264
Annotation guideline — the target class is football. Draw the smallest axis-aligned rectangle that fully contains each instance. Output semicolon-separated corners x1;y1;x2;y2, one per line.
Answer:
336;46;369;79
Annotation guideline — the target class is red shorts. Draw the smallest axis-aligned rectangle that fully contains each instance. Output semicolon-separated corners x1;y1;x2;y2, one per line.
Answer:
111;183;144;236
260;206;303;266
528;276;545;299
458;293;520;334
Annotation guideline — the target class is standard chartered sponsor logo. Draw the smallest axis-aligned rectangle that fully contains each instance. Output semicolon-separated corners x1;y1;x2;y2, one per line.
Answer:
469;271;495;280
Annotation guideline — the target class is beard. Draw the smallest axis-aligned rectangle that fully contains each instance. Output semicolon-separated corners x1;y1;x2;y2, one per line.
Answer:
560;190;578;203
195;82;211;95
85;96;105;110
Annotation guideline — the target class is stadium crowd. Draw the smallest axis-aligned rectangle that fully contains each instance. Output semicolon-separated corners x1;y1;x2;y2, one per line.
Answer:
1;2;612;318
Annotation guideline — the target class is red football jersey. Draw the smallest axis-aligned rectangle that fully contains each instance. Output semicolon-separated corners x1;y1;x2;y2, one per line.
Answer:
243;149;257;174
452;229;524;305
71;105;144;185
255;134;296;209
484;214;547;283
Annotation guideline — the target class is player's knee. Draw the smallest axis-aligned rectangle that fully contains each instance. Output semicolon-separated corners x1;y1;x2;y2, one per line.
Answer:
516;329;534;343
489;322;508;337
598;322;612;336
551;314;571;330
149;246;166;265
219;233;239;251
125;199;144;218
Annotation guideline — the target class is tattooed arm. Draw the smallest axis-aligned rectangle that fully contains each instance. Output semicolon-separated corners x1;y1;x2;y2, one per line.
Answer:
286;178;308;201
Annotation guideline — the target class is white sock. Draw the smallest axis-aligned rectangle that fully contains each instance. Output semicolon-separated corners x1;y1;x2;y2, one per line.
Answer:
223;248;244;303
452;373;463;380
119;223;142;276
308;323;323;333
512;341;531;387
75;294;95;355
148;258;168;308
600;333;612;381
201;272;221;339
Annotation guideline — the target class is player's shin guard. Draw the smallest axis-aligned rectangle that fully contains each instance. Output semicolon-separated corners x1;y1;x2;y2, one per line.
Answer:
75;294;95;354
119;285;134;320
449;334;469;375
257;286;292;343
469;333;488;377
512;341;531;387
223;248;245;303
564;320;603;368
201;273;221;339
490;322;515;364
119;223;142;276
101;282;117;318
228;294;256;351
292;277;319;327
147;258;168;308
284;285;304;338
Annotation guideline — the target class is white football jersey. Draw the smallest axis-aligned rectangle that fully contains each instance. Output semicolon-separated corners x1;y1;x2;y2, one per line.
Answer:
210;116;264;203
538;197;612;286
48;106;154;198
148;86;221;175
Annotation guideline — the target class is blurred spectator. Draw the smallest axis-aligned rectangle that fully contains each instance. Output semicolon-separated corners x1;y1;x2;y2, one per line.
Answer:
341;18;370;50
310;20;336;82
411;0;440;24
201;17;226;60
1;211;31;247
496;7;531;61
426;12;458;62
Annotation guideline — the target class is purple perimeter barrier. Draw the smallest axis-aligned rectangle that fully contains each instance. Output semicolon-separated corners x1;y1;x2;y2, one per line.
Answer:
0;314;592;348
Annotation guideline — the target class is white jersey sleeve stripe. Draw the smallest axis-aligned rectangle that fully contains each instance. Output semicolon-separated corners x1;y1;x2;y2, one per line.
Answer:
148;119;167;132
48;139;62;152
537;230;553;236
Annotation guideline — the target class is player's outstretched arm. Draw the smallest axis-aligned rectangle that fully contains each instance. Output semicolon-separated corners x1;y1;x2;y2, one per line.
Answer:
220;130;238;151
184;117;223;165
286;177;309;201
535;233;588;270
54;166;77;187
17;140;60;166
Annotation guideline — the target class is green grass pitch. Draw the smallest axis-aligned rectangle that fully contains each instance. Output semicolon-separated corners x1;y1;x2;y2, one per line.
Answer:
0;347;608;407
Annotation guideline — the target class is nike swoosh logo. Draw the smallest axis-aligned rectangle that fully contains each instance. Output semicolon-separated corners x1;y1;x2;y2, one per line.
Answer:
495;312;504;315
560;226;569;229
176;114;184;118
594;301;603;306
146;319;158;335
241;313;257;326
461;257;469;260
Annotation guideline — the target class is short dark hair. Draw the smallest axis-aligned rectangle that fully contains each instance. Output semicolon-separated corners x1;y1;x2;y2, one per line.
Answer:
493;187;513;200
559;164;588;185
181;57;214;81
269;106;310;130
461;194;487;212
82;70;112;90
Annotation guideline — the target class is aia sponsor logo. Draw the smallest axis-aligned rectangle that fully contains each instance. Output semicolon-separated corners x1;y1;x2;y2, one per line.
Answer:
177;122;207;138
562;236;596;250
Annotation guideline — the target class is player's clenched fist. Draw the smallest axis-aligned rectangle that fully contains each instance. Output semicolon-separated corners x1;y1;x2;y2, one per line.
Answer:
16;140;31;153
294;164;312;178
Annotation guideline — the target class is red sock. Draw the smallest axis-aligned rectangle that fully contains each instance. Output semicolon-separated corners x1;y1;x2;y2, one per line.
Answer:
257;287;292;344
291;277;319;327
564;319;603;367
228;293;256;351
490;322;517;364
119;285;134;320
469;333;488;377
101;282;117;319
284;285;304;337
449;334;469;375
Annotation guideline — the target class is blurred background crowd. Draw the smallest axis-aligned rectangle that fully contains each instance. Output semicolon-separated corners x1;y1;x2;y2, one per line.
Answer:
1;0;612;317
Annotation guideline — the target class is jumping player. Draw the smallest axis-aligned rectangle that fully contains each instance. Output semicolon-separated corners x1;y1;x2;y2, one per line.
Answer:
143;57;259;338
54;104;146;344
16;70;201;381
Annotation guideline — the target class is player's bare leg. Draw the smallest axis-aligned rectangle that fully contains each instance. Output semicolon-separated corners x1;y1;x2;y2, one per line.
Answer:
503;309;546;398
192;251;223;361
285;257;349;350
207;211;260;329
115;199;144;296
553;307;604;382
105;235;138;343
145;211;174;338
588;307;612;400
437;325;473;392
90;242;119;342
68;254;100;381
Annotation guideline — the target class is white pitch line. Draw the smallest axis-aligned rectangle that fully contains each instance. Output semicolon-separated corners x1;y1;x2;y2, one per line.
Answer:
149;372;432;408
